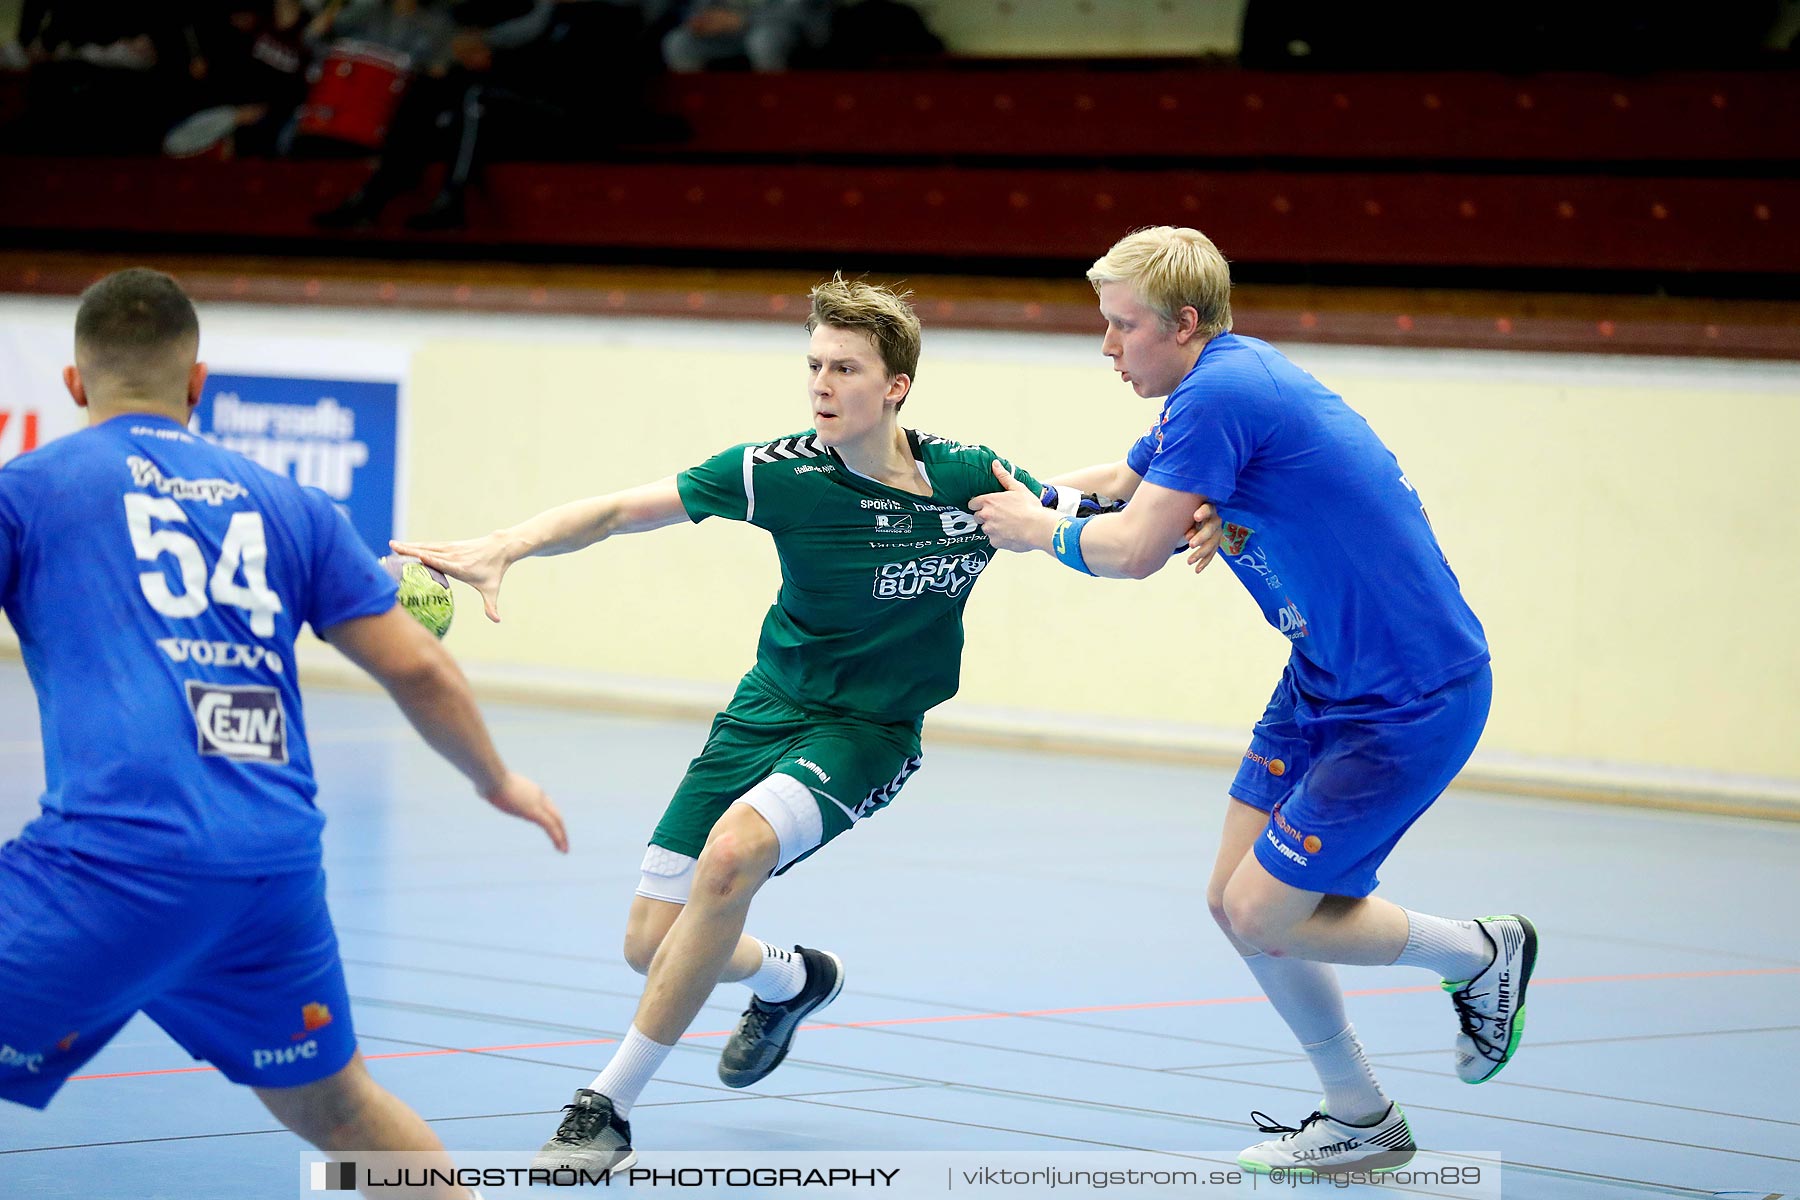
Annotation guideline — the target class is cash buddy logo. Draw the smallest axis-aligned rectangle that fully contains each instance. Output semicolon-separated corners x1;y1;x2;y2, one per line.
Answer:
872;551;989;599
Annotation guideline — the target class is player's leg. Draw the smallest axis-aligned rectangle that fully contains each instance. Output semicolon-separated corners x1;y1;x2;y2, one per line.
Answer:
535;689;800;1172
623;864;766;983
713;726;920;1089
1208;799;1401;1160
1225;667;1530;1174
146;865;478;1198
536;799;782;1174
1224;667;1532;1081
637;800;783;1041
255;1053;475;1200
1209;677;1411;1175
0;840;172;1111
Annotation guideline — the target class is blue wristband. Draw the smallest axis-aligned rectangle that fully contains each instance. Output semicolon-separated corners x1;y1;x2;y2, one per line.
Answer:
1051;516;1095;575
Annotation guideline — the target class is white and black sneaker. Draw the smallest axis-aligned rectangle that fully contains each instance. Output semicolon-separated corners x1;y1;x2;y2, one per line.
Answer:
1237;1104;1417;1176
533;1088;637;1175
717;946;844;1088
1446;914;1539;1084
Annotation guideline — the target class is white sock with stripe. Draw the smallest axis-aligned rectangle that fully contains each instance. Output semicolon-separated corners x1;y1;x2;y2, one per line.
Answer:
743;939;807;1002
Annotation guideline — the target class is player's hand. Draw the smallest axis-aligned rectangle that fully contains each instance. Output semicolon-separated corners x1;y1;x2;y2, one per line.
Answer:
481;770;568;853
1185;501;1222;574
388;534;511;623
970;461;1058;553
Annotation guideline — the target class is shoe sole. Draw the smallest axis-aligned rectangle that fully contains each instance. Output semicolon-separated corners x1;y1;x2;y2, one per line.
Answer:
1236;1149;1416;1177
718;950;845;1089
533;1148;638;1177
1466;914;1538;1084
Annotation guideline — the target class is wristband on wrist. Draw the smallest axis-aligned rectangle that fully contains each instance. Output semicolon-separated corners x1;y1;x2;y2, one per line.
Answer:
1051;516;1095;575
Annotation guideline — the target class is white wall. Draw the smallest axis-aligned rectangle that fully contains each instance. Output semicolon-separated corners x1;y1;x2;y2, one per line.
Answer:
4;295;1797;808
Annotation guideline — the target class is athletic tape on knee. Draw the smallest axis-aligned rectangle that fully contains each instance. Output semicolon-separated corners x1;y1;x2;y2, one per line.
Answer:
737;773;825;870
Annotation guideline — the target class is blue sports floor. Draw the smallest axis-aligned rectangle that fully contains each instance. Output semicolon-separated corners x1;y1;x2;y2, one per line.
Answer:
1;662;1796;1199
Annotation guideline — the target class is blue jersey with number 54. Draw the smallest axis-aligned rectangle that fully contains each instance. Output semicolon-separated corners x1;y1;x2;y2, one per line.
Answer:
0;414;396;875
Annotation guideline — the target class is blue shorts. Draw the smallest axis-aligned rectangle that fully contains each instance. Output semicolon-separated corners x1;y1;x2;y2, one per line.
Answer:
0;839;357;1110
1229;664;1492;898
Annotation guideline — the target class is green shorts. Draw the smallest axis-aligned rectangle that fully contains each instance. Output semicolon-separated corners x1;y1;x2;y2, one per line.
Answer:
650;672;923;873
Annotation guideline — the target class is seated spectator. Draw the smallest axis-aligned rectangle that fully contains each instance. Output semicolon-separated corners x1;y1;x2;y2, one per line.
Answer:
164;1;314;158
315;0;673;232
303;0;460;73
660;0;830;73
288;0;459;164
8;1;203;153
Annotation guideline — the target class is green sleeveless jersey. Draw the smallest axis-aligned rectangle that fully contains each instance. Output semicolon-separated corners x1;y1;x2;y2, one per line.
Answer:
676;429;1049;723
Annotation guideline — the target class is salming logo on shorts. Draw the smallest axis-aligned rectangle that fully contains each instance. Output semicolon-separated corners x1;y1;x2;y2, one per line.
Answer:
186;681;288;764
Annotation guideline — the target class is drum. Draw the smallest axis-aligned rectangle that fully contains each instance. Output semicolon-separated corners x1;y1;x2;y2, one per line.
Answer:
295;39;412;148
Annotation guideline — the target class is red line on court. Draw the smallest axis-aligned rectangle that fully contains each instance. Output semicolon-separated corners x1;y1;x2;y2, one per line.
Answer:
65;965;1800;1084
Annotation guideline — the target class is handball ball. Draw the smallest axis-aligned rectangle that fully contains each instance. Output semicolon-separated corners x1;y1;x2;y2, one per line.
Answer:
379;555;454;639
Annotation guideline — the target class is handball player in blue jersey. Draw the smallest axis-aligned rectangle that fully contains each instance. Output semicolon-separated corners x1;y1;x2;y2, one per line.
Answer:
973;227;1537;1176
0;269;566;1198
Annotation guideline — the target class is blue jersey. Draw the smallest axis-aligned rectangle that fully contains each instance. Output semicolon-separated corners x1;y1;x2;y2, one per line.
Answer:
0;414;395;875
1126;333;1488;705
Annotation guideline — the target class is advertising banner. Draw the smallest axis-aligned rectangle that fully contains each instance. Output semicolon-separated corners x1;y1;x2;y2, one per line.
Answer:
191;373;401;558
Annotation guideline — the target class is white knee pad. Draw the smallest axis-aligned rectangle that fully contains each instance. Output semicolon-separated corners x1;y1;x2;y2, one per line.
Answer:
736;772;825;871
636;844;698;904
634;774;825;902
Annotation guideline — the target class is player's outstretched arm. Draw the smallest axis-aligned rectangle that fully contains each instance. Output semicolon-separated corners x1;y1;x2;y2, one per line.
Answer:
322;606;569;852
1048;459;1142;500
973;462;1208;580
390;476;687;622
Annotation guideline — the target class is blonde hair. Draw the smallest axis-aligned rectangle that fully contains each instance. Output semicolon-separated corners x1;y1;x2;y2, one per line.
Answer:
1086;226;1232;337
806;274;922;398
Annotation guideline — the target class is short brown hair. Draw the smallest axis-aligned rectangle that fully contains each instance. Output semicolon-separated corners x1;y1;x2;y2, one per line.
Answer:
74;268;200;384
1087;226;1232;338
806;274;922;391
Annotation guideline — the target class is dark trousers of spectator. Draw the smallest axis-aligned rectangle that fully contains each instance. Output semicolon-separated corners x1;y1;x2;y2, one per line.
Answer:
315;3;676;229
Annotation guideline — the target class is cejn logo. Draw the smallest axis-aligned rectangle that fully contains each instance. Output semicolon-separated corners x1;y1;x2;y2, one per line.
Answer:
187;681;288;763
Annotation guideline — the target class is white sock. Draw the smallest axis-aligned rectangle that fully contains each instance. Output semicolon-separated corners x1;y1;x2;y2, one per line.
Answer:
1241;951;1347;1043
1391;910;1493;981
587;1024;673;1118
1242;953;1389;1125
742;940;807;1002
1300;1026;1391;1126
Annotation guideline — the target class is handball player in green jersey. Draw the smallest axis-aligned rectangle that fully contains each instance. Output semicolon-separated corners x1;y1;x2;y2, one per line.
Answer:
393;275;1224;1172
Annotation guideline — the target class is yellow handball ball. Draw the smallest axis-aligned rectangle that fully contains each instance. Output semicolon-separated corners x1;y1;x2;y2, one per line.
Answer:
379;555;454;639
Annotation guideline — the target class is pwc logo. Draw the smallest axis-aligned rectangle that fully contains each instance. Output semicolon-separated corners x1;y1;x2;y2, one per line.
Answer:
0;1043;45;1074
252;1039;319;1070
257;1004;333;1068
296;1002;334;1041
